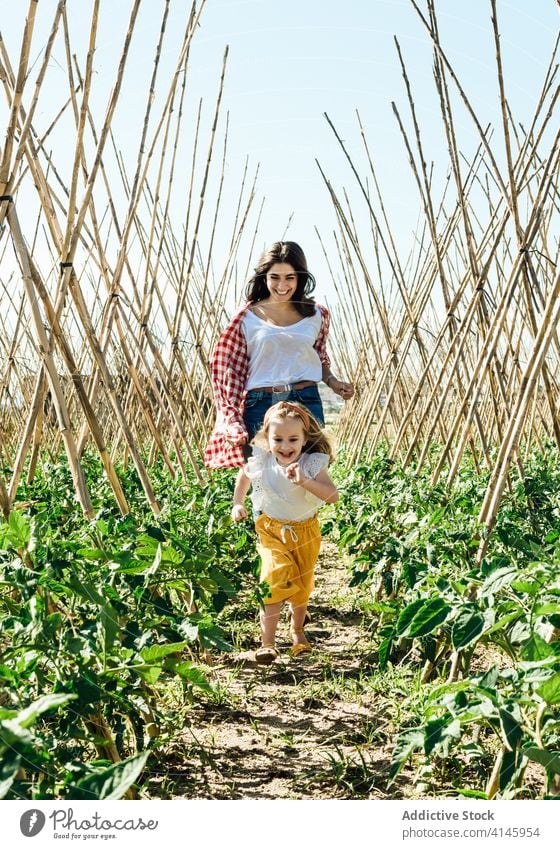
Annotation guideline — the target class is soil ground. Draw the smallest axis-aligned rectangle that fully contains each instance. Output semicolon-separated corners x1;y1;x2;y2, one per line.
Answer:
148;542;420;800
144;541;547;800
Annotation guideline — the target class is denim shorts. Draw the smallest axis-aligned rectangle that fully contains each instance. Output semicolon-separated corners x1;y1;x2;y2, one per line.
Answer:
242;383;325;444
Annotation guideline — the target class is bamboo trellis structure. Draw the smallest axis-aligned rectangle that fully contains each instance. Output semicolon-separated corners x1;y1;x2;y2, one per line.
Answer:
0;0;259;518
1;0;559;564
324;0;560;560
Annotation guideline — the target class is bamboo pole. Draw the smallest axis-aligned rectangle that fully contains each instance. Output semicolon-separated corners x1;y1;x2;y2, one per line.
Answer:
0;0;39;191
6;199;94;517
477;261;560;560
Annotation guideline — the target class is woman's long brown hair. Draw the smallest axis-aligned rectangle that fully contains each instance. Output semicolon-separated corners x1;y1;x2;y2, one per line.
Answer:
245;241;317;317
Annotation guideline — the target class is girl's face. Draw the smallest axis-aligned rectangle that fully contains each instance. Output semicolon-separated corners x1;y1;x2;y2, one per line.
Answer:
267;416;306;465
265;262;298;302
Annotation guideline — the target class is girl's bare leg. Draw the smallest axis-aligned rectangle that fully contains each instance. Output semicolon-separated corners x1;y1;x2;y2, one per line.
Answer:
290;604;309;646
260;601;282;646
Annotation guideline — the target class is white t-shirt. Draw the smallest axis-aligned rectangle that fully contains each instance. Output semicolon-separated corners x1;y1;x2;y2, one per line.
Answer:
245;446;330;521
242;308;323;390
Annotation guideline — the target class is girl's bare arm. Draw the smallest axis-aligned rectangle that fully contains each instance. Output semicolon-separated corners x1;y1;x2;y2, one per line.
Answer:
287;464;339;503
231;468;251;520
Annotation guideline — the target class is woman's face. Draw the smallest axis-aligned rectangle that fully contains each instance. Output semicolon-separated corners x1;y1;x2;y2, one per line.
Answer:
264;262;298;303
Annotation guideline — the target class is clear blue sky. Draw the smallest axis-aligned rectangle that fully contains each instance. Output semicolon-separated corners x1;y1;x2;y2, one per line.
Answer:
1;1;558;306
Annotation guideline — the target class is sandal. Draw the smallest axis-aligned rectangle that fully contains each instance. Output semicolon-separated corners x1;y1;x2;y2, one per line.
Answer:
290;628;312;658
255;644;278;665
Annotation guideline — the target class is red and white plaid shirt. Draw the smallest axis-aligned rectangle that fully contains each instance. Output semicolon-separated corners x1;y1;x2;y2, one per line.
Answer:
204;302;331;469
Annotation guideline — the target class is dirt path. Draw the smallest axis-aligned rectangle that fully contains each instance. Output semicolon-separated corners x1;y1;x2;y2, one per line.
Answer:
159;542;415;799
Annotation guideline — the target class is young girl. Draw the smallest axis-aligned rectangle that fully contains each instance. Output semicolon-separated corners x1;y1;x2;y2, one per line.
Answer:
231;401;339;665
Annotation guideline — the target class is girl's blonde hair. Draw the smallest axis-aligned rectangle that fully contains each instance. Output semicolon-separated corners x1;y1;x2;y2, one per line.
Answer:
253;401;335;463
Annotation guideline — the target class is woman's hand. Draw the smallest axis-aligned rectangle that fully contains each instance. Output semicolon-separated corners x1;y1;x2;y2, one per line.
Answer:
231;503;248;521
329;378;355;400
226;431;247;447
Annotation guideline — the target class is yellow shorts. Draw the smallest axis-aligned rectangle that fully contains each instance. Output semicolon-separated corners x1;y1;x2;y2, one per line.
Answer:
255;513;322;607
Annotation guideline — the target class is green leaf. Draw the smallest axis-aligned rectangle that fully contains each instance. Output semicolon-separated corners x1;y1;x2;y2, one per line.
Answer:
145;543;162;577
377;634;393;670
537;672;560;705
17;693;77;728
0;756;22;799
424;716;461;756
534;603;560;617
72;751;149;800
388;728;424;785
144;525;166;542
522;634;557;662
194;547;217;565
141;642;187;663
0;719;35;747
100;602;120;652
523;747;560;775
485;610;523;636
458;699;498;721
113;562;150;575
73;674;103;710
478;666;499;692
177;620;199;642
499;708;522;750
76;548;106;562
94;517;109;536
499;749;519;791
457;788;489;799
137;665;161;684
0;665;17;686
8;511;31;547
480;567;517;596
167;662;212;691
197;624;232;652
160;545;184;566
509;620;530;643
66;576;105;606
395;599;425;636
522;664;558;684
451;606;485;650
511;579;540;595
407;598;452;638
208;567;236;596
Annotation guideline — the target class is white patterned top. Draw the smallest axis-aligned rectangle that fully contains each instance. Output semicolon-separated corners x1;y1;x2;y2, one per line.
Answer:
244;447;330;521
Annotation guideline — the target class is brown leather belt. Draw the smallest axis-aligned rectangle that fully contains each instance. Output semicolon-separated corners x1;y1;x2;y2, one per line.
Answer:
249;380;317;394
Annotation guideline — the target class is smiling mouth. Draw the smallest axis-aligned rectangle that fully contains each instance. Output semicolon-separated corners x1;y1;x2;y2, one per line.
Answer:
277;450;296;462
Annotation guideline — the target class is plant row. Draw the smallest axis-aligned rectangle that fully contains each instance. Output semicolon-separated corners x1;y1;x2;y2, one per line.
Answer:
330;446;560;798
0;456;258;799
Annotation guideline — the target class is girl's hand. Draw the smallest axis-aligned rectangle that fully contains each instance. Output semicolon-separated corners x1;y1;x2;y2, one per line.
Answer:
285;462;308;486
231;504;248;521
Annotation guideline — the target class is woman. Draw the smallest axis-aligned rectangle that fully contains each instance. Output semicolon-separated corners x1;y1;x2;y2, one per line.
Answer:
204;241;354;469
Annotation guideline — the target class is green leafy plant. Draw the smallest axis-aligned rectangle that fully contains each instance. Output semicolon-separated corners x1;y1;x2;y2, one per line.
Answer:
0;454;258;798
